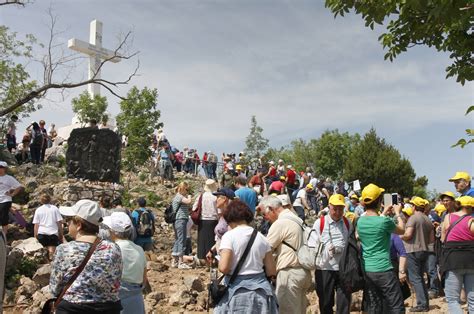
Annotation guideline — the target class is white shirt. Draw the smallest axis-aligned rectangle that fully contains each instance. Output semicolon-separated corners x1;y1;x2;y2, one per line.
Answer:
33;204;63;235
116;239;146;284
308;215;350;271
219;225;270;275
192;192;218;221
293;189;307;207
0;174;22;203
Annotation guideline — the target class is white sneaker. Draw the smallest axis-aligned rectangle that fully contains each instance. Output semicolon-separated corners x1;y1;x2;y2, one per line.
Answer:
178;263;192;270
171;259;178;268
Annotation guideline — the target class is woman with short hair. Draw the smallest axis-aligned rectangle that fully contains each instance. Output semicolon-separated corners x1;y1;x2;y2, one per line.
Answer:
103;212;147;314
50;200;122;313
214;199;278;313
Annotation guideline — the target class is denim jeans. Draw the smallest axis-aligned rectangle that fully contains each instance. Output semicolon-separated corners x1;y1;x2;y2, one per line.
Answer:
445;269;474;314
172;218;188;257
407;251;429;308
426;252;439;293
119;281;145;314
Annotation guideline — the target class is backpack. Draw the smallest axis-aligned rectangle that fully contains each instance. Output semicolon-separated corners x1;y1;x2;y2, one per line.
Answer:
282;215;317;270
136;209;155;237
164;203;176;224
338;219;365;293
32;130;43;146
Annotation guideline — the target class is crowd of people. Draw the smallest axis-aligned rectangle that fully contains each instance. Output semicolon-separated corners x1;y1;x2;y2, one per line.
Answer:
0;123;473;313
167;162;473;314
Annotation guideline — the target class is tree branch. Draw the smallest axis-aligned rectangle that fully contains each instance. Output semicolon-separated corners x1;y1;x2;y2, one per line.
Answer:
0;0;27;6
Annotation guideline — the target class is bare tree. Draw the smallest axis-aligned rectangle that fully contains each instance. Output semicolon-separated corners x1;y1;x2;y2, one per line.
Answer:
0;0;29;6
0;7;139;117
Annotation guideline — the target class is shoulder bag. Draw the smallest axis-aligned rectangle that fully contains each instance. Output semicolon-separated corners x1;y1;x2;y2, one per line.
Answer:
208;228;258;308
191;194;203;225
41;238;101;314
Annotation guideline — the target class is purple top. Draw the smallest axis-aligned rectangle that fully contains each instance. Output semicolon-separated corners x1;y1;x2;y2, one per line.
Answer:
390;234;407;261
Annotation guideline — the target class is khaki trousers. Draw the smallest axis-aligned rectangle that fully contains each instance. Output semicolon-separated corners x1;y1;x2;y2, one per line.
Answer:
276;267;312;314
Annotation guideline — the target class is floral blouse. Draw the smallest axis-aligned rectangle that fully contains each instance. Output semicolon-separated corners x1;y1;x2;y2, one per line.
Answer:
50;240;122;303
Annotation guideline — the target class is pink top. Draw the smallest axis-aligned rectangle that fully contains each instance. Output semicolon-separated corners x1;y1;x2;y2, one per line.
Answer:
446;214;474;242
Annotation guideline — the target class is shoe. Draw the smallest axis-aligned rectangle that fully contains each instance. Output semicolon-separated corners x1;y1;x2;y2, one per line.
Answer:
191;256;199;268
428;290;439;299
408;306;429;312
178;263;192;270
171;259;178;268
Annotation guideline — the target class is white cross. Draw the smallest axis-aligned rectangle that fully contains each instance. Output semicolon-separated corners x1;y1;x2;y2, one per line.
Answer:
68;20;121;97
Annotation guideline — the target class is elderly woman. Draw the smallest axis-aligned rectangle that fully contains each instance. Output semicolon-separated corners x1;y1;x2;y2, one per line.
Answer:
215;200;278;313
171;182;193;269
50;200;122;313
103;212;147;314
441;196;474;314
192;179;219;264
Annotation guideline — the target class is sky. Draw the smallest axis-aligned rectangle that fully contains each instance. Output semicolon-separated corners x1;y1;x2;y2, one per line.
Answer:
1;1;473;193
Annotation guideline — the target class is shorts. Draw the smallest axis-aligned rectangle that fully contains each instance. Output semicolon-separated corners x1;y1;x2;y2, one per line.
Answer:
0;202;12;226
37;234;60;247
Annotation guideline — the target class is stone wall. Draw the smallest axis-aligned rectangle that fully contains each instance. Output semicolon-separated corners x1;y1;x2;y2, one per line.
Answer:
52;179;124;203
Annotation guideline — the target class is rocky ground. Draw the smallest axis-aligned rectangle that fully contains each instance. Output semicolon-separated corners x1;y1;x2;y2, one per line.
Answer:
2;160;454;313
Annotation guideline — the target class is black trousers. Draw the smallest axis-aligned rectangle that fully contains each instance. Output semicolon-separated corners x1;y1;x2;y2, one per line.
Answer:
364;271;405;314
315;269;351;314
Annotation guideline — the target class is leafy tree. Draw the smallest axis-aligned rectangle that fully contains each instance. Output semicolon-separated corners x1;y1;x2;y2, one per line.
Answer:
116;87;162;172
0;26;39;129
244;115;269;160
344;128;416;196
71;91;108;125
413;175;429;199
325;0;473;147
312;130;360;179
325;0;473;85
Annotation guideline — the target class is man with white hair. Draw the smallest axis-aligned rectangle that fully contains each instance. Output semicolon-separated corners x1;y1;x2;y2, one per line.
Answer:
260;195;312;314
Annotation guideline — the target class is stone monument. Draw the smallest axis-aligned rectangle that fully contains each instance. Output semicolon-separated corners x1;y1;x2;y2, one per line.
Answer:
66;128;121;183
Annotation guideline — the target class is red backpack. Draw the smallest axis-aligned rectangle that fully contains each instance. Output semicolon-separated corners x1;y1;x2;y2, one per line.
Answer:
319;215;350;234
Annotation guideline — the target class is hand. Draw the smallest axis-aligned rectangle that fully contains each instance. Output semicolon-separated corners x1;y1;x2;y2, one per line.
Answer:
399;271;407;283
206;250;214;263
382;205;393;216
393;204;402;215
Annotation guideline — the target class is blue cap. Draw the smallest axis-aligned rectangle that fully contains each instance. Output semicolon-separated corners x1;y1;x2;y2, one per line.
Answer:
213;188;235;200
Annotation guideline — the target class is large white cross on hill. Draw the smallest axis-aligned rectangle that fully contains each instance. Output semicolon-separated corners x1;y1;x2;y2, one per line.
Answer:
68;20;121;97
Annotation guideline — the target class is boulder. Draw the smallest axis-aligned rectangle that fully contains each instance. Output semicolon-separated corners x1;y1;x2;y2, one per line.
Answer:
183;275;204;292
168;288;192;306
6;247;24;274
146;291;165;302
12;237;44;254
32;264;51;287
15;276;38;299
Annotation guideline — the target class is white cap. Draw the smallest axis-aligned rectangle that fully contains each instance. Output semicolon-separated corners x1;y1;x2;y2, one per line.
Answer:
59;200;103;226
277;194;291;206
278;159;283;163
269;161;275;165
0;161;8;168
287;165;292;169
102;212;132;232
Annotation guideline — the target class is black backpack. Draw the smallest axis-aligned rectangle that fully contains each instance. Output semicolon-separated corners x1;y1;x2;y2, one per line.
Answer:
32;130;43;146
164;203;176;224
338;224;365;293
136;209;155;237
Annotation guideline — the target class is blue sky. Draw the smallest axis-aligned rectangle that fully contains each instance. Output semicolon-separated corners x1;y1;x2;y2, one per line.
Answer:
1;1;473;193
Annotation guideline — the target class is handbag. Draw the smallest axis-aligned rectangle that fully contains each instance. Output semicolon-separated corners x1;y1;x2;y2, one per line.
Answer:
41;238;101;314
190;194;203;225
440;214;473;276
208;228;258;308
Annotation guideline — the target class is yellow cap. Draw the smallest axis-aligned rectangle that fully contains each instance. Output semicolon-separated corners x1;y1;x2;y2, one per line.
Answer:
350;194;359;200
434;203;447;216
236;165;242;170
306;183;314;190
345;211;355;221
449;171;471;182
361;183;385;204
280;176;286;181
439;191;455;200
457;196;474;207
329;194;346;206
409;196;429;207
402;206;414;216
